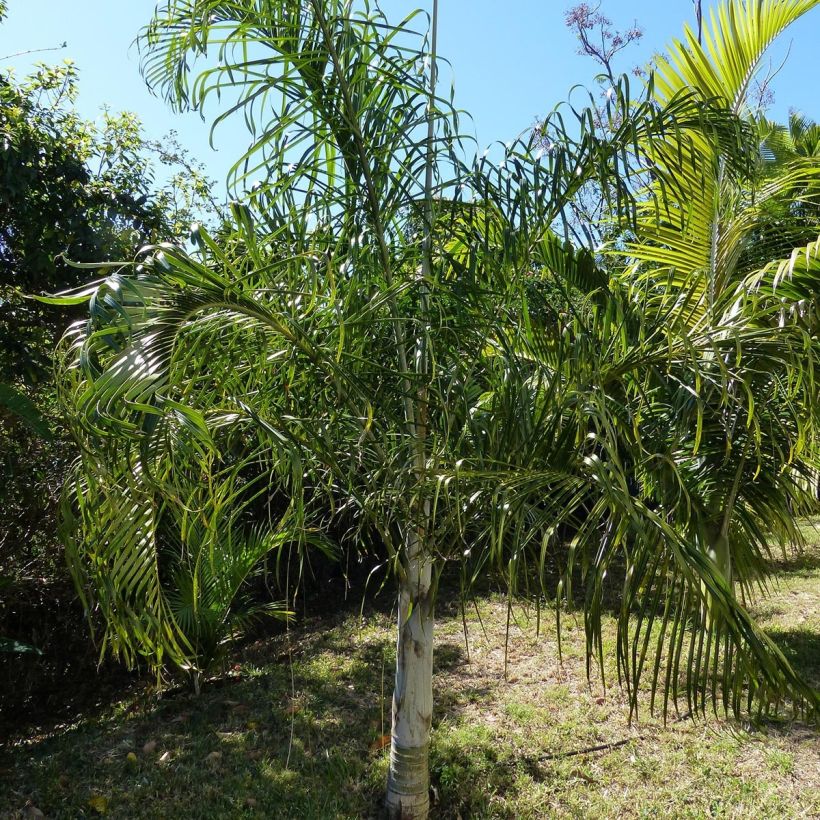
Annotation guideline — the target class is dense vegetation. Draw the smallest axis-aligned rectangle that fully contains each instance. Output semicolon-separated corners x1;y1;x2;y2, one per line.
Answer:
0;0;222;722
1;1;819;818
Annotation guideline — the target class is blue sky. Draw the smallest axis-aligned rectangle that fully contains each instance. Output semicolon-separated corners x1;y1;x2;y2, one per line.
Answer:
2;0;818;195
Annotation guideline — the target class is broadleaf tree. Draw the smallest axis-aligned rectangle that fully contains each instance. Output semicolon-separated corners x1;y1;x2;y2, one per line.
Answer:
0;10;227;700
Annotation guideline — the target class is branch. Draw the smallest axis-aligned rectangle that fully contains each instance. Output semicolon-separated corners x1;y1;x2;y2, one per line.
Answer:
0;42;67;61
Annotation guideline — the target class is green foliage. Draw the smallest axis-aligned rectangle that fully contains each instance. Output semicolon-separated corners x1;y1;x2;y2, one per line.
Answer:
163;521;291;681
48;0;819;736
619;0;820;313
0;47;225;589
0;21;226;706
0;382;50;438
0;636;41;655
0;59;222;382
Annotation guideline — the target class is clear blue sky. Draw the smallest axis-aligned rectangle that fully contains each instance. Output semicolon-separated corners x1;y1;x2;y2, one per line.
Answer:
2;0;818;196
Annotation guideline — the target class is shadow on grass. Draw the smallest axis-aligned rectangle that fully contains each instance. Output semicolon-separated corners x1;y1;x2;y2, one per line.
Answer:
767;628;820;688
767;518;820;576
2;573;818;819
0;606;474;819
767;549;820;579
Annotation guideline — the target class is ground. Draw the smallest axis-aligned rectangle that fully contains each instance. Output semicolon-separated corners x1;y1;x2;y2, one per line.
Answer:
2;523;819;819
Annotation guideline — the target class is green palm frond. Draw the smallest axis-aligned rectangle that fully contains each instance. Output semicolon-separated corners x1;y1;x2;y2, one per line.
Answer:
742;233;820;307
653;0;820;114
51;0;820;726
615;0;820;324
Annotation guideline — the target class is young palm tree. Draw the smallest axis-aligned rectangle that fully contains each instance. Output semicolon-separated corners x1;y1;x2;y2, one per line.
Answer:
607;0;820;597
53;2;819;817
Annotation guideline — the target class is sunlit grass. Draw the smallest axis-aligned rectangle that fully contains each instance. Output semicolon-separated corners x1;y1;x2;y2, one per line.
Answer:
2;526;818;818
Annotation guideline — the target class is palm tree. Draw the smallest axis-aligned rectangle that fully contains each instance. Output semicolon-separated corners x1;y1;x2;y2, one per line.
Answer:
608;0;820;594
53;2;819;817
622;0;820;311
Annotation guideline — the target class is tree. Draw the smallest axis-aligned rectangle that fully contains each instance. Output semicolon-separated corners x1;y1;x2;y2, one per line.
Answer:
55;2;819;818
0;14;224;719
0;49;222;560
0;58;220;383
564;2;643;82
607;0;820;590
620;0;820;310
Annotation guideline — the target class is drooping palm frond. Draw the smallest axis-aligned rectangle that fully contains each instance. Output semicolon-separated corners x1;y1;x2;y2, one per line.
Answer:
59;459;187;671
740;234;820;322
444;262;820;719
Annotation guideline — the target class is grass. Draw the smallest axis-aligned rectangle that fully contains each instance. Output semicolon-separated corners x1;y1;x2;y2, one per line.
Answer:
2;523;819;819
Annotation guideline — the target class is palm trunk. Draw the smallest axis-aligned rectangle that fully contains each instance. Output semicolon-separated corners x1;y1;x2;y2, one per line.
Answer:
710;451;746;590
386;530;434;818
708;528;733;587
386;3;438;816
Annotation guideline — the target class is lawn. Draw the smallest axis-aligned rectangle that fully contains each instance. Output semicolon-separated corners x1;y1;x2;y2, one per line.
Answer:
2;523;819;819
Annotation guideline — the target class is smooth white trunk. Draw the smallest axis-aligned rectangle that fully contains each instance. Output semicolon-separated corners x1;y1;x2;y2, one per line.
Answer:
387;3;438;816
703;521;733;626
385;530;434;819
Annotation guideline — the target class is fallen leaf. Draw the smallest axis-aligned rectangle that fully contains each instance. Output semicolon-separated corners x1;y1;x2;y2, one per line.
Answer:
88;794;109;814
158;751;171;764
369;734;390;753
595;697;606;706
246;721;258;730
142;740;157;755
24;805;45;819
57;773;70;788
245;797;258;808
126;752;138;766
206;751;222;766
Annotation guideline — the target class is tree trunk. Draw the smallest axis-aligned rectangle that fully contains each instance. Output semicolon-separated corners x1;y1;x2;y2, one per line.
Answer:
385;529;434;819
703;521;733;626
387;2;438;815
708;528;733;587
